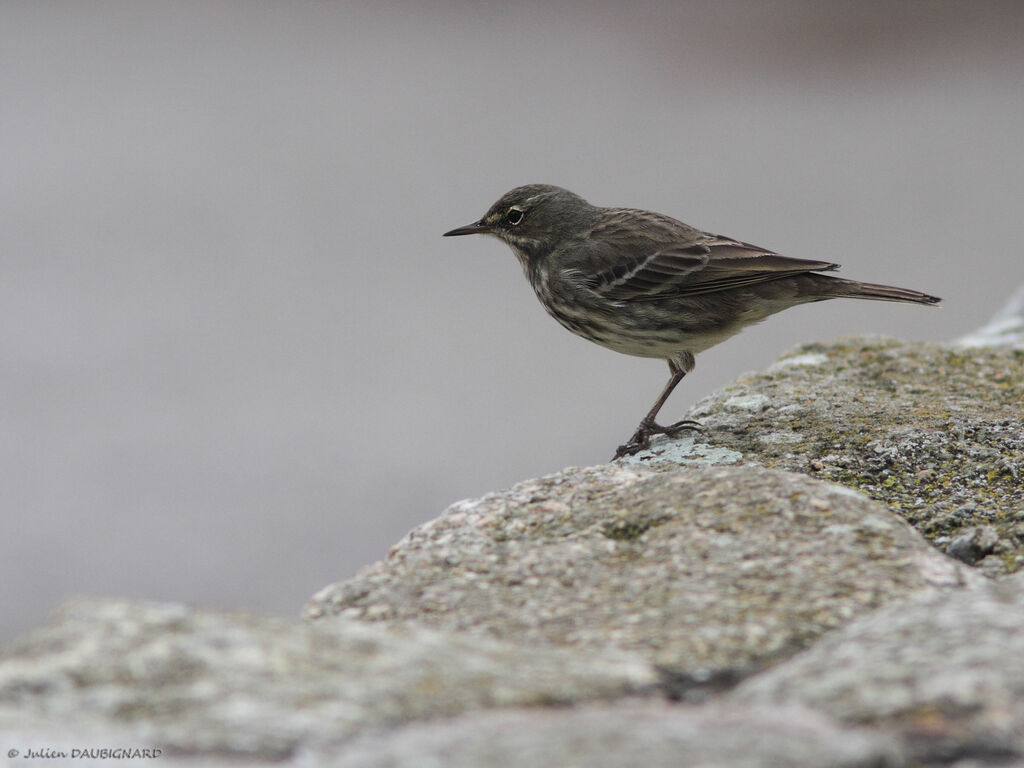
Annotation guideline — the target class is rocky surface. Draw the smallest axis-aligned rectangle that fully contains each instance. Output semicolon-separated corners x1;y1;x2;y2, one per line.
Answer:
731;572;1024;765
0;598;655;761
621;337;1024;575
2;286;1023;766
321;702;905;768
957;284;1024;350
307;465;974;676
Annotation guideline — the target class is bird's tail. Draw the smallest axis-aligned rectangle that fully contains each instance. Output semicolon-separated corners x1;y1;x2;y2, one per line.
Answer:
819;276;941;306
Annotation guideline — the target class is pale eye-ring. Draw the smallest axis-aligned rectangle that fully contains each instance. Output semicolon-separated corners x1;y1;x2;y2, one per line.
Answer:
505;207;524;225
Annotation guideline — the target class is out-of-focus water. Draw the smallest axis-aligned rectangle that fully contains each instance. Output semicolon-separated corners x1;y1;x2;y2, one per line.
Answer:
2;1;1022;640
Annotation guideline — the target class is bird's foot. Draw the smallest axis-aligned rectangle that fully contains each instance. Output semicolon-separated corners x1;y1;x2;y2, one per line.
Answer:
612;418;704;460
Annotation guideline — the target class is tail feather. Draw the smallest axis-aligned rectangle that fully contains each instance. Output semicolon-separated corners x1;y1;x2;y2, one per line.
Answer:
821;276;941;306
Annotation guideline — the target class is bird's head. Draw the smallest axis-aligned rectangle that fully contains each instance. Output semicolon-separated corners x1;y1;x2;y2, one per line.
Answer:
443;184;592;253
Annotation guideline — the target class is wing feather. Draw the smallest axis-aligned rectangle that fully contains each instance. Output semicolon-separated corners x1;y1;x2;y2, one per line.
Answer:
569;216;840;302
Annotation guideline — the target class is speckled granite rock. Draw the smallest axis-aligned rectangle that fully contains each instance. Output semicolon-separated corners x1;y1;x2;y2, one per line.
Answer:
618;338;1024;573
320;702;905;768
0;598;655;761
307;465;975;676
957;284;1024;350
730;572;1024;765
4;287;1022;767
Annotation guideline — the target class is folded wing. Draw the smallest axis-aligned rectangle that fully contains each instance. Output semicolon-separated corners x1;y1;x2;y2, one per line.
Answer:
572;217;839;302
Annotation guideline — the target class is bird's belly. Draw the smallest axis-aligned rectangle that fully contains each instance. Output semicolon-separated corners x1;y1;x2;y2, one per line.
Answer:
541;298;742;360
590;324;742;359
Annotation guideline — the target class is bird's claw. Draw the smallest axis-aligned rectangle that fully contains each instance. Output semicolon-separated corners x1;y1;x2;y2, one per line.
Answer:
663;419;705;437
612;418;704;460
613;436;649;460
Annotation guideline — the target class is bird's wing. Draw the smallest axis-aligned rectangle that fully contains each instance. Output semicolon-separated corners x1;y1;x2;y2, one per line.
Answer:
574;242;713;298
572;219;839;302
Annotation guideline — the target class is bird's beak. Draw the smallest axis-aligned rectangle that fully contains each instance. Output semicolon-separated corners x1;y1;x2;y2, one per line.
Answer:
443;220;491;237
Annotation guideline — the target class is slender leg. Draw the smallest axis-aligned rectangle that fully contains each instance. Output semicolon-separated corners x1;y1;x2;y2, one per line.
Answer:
612;364;703;460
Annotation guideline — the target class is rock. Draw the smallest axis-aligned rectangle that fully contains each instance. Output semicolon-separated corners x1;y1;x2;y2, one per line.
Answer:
947;524;1002;565
729;573;1024;764
0;598;656;760
322;701;905;768
6;288;1023;766
620;337;1024;574
956;284;1024;350
307;465;975;677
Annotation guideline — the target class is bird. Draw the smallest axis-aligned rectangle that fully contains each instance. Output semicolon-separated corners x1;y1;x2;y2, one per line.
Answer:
443;184;941;460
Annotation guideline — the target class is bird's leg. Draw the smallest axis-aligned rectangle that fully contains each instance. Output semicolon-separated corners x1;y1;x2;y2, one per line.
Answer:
613;366;703;459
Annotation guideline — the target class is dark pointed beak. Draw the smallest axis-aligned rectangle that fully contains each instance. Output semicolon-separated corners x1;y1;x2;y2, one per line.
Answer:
443;220;491;237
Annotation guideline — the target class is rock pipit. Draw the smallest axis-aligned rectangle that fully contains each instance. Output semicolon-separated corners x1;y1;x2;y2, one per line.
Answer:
445;184;940;459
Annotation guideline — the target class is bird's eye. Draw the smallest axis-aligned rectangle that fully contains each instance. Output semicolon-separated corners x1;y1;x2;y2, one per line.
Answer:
505;207;524;225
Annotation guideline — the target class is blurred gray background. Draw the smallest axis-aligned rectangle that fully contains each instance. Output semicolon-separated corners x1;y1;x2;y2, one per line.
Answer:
2;1;1022;641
